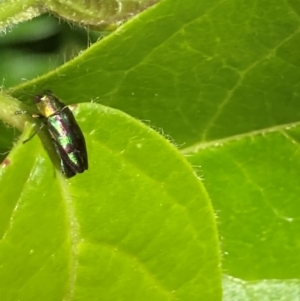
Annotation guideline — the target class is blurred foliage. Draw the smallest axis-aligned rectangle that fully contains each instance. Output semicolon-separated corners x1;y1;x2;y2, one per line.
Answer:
0;14;105;88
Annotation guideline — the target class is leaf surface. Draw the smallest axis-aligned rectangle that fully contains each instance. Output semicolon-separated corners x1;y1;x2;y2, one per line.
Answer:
0;102;221;300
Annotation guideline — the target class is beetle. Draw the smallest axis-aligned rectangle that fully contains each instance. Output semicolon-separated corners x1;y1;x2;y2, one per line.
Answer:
16;90;88;178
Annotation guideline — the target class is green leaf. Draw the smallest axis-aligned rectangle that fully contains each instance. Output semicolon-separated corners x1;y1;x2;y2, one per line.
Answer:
0;0;161;32
11;0;300;145
187;127;300;299
0;102;221;300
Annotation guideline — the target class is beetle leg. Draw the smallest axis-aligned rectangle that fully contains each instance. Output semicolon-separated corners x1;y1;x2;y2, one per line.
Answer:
22;122;46;144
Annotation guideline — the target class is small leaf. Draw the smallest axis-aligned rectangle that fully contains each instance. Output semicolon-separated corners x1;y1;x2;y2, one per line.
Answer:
45;0;161;30
0;103;221;300
0;0;41;31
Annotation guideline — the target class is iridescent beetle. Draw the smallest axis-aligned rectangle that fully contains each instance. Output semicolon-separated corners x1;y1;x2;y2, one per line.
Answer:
16;90;88;178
